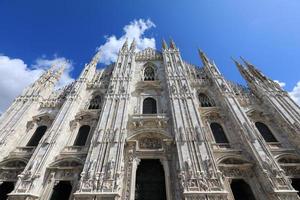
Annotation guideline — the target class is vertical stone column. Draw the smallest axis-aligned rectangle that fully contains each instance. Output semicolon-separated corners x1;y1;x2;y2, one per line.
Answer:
75;41;136;199
199;51;299;199
162;41;227;200
8;54;98;199
0;66;64;161
239;59;300;147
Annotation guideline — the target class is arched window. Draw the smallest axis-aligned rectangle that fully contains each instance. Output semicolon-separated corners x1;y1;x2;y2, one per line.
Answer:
74;125;91;146
143;98;157;114
255;122;277;142
198;93;215;107
210;123;229;143
26;126;47;147
144;66;155;81
88;95;101;110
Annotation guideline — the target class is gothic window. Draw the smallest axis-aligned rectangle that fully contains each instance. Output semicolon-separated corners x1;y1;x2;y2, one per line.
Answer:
49;181;72;200
74;125;91;146
88;95;101;109
143;97;157;114
198;93;215;107
230;179;256;200
26;125;47;147
210;123;229;143
144;66;155;81
0;182;14;200
255;122;278;142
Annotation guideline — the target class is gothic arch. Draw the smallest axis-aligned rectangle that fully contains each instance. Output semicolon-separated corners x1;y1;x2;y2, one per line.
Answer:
0;158;28;182
0;158;28;168
217;155;249;165
276;154;300;164
49;157;84;168
127;129;171;141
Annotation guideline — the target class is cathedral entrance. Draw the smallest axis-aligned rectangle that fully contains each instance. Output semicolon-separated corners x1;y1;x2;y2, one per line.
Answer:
0;181;14;200
49;181;72;200
135;159;167;200
291;178;300;196
230;179;256;200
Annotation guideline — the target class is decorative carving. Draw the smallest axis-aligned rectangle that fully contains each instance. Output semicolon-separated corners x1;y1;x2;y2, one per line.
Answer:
139;137;162;149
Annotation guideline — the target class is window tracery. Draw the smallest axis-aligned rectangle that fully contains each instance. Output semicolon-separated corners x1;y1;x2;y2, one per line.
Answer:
88;95;101;110
198;93;215;107
143;65;155;81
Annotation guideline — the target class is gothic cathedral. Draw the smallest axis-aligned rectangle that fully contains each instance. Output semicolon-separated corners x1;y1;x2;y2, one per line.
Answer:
0;39;300;200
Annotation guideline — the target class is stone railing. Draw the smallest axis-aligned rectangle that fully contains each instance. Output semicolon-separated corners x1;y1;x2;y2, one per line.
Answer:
61;146;88;155
267;142;282;149
127;113;169;131
9;146;35;157
190;78;211;88
211;143;231;150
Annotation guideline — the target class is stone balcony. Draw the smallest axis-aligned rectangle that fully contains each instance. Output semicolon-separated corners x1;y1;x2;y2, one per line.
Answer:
9;146;35;158
127;113;169;132
60;146;89;156
267;142;282;149
211;143;231;150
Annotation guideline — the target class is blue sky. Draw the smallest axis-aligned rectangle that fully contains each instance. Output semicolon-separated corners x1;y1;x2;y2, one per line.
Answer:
0;0;300;111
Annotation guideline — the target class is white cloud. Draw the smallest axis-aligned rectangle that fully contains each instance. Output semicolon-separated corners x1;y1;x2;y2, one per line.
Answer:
98;19;156;64
274;80;286;88
0;55;73;113
289;81;300;105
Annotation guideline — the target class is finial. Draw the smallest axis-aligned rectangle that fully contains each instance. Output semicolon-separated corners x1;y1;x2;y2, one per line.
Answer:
162;39;168;49
90;51;101;66
130;39;136;50
231;57;244;70
53;63;66;80
170;38;176;49
122;38;128;51
198;49;210;65
240;56;254;68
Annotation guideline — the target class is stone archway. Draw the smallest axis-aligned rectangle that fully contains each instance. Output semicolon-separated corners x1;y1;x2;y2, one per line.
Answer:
135;159;167;200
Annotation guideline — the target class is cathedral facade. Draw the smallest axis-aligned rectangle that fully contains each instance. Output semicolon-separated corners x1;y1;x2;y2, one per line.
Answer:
0;39;300;200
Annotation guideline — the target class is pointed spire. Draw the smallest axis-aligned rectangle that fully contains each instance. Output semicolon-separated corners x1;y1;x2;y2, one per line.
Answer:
232;57;254;83
231;57;244;72
121;38;128;51
89;50;101;67
162;39;168;50
130;39;136;51
53;63;66;80
170;38;176;49
198;49;210;66
240;57;267;81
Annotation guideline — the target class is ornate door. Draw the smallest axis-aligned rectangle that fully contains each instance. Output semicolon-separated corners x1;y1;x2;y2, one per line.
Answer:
135;159;167;200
